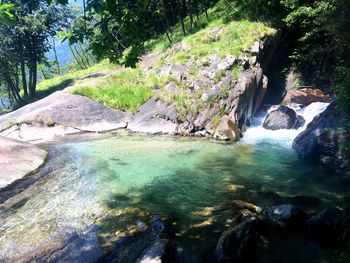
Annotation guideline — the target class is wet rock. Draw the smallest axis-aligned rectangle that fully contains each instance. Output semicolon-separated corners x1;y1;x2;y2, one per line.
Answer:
261;205;307;226
128;98;178;134
0;136;47;189
307;207;350;245
215;217;258;263
1;123;80;143
293;102;349;170
136;239;168;263
263;105;303;130
283;88;332;107
214;115;241;141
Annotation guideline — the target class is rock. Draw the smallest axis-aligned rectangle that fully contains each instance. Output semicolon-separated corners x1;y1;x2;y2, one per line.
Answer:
261;205;307;226
136;240;168;263
226;69;264;130
1;123;80;143
164;82;180;94
251;41;261;55
215;217;258;263
217;55;236;71
128;98;178;134
307;207;350;245
0;91;129;136
283;87;332;107
160;64;189;82
263;105;303;130
0;136;47;189
293;102;349;170
253;75;268;114
214;115;241;141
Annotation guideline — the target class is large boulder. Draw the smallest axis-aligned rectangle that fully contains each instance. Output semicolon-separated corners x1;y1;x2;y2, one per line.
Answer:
128;98;178;134
214;115;242;141
0;136;47;189
283;87;332;107
293;102;349;170
0;91;129;140
215;217;258;263
263;105;304;130
307;207;350;245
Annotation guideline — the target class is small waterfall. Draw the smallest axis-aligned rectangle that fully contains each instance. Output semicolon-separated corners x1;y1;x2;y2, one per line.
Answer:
242;102;330;147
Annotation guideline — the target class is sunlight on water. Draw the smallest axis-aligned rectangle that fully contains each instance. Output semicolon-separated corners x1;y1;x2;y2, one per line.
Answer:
0;129;348;261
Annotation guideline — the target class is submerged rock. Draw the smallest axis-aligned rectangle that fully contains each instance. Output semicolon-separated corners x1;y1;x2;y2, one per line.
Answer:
261;204;308;226
215;217;258;263
293;102;349;170
263;105;304;130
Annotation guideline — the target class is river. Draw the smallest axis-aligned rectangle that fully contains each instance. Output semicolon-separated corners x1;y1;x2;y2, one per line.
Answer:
0;102;348;262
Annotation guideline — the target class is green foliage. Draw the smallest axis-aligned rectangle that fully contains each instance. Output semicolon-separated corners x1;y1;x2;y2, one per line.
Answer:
0;1;17;25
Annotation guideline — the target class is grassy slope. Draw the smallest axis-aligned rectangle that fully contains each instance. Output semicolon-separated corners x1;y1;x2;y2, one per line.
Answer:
36;0;276;114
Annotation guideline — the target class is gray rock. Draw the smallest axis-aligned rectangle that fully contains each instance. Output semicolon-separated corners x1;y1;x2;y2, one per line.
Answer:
160;64;189;82
293;103;348;170
128;98;178;134
251;41;261;55
263;105;302;130
1;123;80;143
164;82;181;94
218;55;236;70
0;91;129;135
0;136;47;189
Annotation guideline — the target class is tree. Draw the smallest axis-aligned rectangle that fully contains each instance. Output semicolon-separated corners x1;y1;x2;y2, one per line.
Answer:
73;0;214;67
0;0;67;103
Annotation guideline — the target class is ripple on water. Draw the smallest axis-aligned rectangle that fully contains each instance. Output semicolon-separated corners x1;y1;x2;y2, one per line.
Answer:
0;132;348;261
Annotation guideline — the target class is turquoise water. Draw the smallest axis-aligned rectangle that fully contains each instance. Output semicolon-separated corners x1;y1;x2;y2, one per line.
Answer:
0;133;348;261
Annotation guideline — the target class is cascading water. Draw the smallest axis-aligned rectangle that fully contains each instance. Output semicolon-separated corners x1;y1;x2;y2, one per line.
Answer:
242;102;330;147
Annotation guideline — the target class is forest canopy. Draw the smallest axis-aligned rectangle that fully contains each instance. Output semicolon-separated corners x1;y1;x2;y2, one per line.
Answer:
0;0;349;113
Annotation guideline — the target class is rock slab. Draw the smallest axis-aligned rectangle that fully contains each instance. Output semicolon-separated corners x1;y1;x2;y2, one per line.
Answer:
0;136;47;189
0;91;129;133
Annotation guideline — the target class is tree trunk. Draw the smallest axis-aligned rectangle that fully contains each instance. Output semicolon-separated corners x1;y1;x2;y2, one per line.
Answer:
21;59;28;98
175;0;186;35
69;44;84;69
52;37;61;75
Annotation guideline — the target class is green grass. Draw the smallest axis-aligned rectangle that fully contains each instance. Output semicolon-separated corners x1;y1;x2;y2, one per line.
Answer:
73;68;164;113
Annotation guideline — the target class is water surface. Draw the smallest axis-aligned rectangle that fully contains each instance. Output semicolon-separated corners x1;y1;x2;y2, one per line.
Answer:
0;103;348;261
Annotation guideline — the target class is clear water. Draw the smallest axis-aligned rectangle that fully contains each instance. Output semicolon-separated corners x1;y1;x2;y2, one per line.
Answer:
0;103;348;261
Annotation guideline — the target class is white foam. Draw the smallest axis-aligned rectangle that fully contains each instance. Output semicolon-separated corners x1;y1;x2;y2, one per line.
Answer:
242;102;330;147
